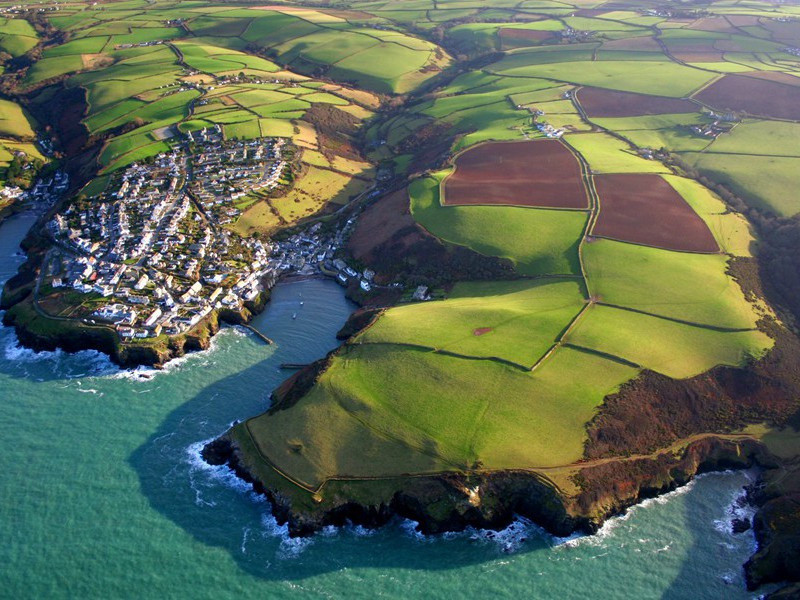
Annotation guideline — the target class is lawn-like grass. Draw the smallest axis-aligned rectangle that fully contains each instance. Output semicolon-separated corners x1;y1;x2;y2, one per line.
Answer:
24;55;85;85
490;59;716;97
248;340;639;488
410;174;586;276
565;132;670;174
359;279;586;367
706;120;800;157
567;304;771;379
583;238;761;329
680;151;800;217
0;99;37;139
473;345;638;469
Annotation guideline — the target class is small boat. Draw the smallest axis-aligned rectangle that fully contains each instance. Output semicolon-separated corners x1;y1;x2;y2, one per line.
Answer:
300;301;304;306
292;312;297;319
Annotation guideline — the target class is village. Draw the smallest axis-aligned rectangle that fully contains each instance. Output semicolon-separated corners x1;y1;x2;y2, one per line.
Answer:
41;128;372;342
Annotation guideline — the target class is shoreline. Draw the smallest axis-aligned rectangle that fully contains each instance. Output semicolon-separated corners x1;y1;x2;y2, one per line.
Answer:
201;432;766;539
1;276;274;369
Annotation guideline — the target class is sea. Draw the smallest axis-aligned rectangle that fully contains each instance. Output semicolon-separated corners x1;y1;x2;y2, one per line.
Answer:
0;212;775;599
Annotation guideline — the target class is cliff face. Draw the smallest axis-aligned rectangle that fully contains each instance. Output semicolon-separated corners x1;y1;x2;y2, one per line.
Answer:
203;434;766;539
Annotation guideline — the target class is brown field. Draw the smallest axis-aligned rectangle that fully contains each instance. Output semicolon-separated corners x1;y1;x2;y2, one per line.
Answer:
727;15;760;27
673;50;726;62
576;86;697;117
443;140;589;209
687;16;738;33
743;71;800;87
694;74;800;120
499;28;554;48
761;19;800;45
592;174;719;253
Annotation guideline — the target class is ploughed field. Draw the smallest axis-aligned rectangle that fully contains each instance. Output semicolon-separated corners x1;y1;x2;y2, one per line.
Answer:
575;87;698;118
693;74;800;121
592;174;720;253
442;139;589;209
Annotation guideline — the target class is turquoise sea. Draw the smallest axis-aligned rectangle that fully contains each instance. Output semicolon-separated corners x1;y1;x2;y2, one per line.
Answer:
0;213;771;599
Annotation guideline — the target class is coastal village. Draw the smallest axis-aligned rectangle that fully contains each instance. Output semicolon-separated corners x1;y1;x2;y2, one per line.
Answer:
42;128;369;342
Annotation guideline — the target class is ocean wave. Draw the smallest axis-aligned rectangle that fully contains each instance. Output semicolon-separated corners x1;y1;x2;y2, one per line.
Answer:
108;325;247;382
184;434;315;556
398;515;545;553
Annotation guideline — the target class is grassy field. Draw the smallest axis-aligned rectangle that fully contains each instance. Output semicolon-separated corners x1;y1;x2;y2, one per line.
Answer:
583;238;762;330
0;99;37;139
410;174;586;276
359;279;586;367
567;304;771;379
564;133;670;174
680;151;800;217
489;59;716;97
247;341;638;488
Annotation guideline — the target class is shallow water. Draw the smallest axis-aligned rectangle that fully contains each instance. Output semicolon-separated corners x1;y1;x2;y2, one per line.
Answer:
0;213;769;599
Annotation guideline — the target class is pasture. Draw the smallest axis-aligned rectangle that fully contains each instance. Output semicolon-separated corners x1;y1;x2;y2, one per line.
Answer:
410;174;586;276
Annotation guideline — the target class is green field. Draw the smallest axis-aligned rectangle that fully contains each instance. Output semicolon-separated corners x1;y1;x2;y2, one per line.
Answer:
245;342;638;488
567;304;771;379
681;151;800;217
583;239;761;330
565;132;670;174
359;279;587;367
410;174;586;276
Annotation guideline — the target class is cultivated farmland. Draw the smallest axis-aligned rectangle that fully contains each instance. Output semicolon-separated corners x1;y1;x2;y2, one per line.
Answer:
442;139;589;209
592;173;720;253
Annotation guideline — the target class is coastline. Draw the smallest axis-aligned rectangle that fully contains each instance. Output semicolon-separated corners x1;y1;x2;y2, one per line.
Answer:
202;429;799;593
1;274;274;368
200;432;770;537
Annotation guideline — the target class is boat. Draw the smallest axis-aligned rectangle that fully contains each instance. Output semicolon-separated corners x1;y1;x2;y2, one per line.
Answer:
292;312;297;319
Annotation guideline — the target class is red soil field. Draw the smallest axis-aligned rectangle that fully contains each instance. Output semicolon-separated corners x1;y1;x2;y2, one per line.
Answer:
672;51;726;62
592;174;719;253
743;71;800;86
443;140;589;209
499;28;553;48
694;74;800;120
576;87;697;117
687;16;738;33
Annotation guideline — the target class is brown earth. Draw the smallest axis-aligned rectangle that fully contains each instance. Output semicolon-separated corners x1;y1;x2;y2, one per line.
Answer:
498;28;554;49
592;173;719;252
727;15;761;27
694;73;800;120
576;86;697;117
687;16;739;33
742;70;800;87
443;139;589;209
473;327;493;336
672;50;726;62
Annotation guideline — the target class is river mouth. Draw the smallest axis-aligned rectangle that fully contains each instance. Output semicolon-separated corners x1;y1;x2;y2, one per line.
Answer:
0;212;771;598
